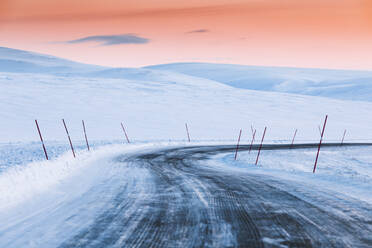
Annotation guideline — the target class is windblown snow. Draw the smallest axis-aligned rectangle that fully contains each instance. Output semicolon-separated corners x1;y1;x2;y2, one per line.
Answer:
0;47;371;247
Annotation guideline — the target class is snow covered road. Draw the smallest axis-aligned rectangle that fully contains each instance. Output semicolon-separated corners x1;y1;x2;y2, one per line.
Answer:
1;144;372;247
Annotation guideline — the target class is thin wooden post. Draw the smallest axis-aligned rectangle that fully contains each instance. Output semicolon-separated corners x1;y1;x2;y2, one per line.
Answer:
255;127;267;165
313;115;328;173
62;119;76;158
185;123;191;142
121;122;130;143
291;129;298;148
341;129;347;146
35;120;49;160
234;129;242;160
82;120;90;151
248;129;256;154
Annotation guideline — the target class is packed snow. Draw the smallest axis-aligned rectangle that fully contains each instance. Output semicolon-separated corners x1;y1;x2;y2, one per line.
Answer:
1;141;371;247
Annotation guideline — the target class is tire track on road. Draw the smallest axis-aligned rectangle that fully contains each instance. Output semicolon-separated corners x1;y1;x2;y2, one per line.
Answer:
61;144;372;247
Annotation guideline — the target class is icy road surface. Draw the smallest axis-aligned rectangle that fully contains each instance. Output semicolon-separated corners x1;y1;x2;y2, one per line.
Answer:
1;144;372;247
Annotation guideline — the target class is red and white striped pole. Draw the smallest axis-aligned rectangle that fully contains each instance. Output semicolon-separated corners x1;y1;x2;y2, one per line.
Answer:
341;129;347;146
313;115;328;173
234;129;242;160
82;120;90;151
185;123;191;142
255;127;267;165
248;129;256;154
291;129;298;148
62;119;76;158
121;122;130;143
35;120;49;160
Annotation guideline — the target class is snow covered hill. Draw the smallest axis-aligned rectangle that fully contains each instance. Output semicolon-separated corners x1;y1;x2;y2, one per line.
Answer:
83;67;207;83
0;47;203;82
1;46;372;144
1;47;372;246
146;63;372;102
1;68;372;144
0;47;103;74
3;47;372;102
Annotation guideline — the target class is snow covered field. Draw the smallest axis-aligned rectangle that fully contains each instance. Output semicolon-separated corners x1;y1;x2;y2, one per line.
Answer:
1;47;372;144
0;47;371;246
215;145;372;204
2;67;372;144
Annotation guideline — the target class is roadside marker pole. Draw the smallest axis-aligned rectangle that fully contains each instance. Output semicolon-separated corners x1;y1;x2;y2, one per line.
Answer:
341;129;347;146
121;122;130;143
313;115;328;173
62;119;76;158
255;127;267;165
35;120;49;160
82;120;90;151
234;129;242;160
291;129;298;148
185;123;191;142
248;129;256;154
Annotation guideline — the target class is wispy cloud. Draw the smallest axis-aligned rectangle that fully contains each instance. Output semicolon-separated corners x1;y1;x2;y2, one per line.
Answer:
65;34;149;46
186;29;209;34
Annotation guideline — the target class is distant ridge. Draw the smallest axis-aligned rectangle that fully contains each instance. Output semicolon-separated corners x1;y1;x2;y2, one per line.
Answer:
0;47;104;74
146;62;372;102
2;46;372;101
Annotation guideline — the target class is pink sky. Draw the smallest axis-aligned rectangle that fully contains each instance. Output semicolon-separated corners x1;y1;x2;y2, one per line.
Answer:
1;0;372;69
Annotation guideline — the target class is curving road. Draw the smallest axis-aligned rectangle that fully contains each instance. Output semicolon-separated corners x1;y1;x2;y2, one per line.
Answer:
57;143;372;248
